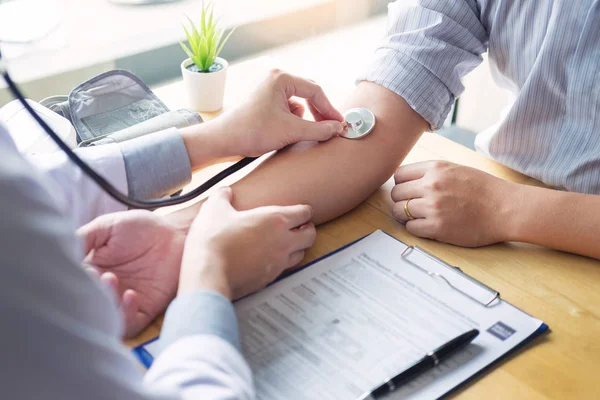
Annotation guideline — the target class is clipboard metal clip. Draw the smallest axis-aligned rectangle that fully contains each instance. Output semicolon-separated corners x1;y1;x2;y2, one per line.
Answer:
401;246;500;307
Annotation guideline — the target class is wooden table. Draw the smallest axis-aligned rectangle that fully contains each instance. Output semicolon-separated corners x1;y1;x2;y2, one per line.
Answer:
128;35;600;399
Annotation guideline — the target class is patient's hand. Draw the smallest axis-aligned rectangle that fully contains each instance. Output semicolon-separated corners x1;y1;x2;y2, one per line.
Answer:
78;210;186;338
391;161;513;247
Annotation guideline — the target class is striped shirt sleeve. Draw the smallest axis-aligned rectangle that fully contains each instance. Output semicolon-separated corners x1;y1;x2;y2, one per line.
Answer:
358;0;489;130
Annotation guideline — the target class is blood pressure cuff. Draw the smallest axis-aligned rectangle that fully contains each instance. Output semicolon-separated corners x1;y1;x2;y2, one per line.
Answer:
41;69;202;146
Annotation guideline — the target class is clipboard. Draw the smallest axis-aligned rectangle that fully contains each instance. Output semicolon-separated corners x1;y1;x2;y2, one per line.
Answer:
134;230;549;398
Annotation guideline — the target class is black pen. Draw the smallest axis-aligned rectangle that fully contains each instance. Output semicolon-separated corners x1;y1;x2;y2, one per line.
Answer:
357;329;480;400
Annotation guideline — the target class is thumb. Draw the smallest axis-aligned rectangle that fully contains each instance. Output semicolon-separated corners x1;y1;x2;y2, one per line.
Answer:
77;216;113;256
294;119;344;142
204;186;235;212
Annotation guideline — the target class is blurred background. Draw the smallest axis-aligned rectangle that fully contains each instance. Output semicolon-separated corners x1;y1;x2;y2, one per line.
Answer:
0;0;512;148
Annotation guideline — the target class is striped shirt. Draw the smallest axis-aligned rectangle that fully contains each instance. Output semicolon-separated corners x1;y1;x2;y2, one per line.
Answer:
361;0;600;194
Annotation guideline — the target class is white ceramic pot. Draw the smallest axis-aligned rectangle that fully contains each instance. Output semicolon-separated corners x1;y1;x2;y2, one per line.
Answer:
180;57;228;112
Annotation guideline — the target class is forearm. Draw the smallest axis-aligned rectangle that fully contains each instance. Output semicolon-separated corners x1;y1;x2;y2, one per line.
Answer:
172;81;428;227
179;117;243;171
507;184;600;259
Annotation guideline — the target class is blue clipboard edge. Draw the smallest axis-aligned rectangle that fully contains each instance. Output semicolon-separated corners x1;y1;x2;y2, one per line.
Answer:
133;341;157;369
133;229;550;395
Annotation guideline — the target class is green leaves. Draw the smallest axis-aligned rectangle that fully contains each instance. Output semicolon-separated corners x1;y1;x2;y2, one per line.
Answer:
179;1;235;72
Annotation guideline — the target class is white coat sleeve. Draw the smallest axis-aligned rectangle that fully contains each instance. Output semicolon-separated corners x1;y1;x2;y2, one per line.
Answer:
27;127;192;227
0;124;254;400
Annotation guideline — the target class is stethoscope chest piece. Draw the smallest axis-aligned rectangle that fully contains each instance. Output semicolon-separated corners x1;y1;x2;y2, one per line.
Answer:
340;107;376;139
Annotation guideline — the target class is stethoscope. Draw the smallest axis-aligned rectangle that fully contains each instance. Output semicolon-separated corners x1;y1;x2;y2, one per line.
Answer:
0;48;376;210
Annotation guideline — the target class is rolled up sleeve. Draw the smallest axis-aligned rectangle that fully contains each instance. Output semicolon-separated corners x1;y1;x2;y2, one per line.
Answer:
358;0;489;130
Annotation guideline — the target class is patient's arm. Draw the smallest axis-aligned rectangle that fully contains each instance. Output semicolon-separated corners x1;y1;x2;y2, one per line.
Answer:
172;81;428;227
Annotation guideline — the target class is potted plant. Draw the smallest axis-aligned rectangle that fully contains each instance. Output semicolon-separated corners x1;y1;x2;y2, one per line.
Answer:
180;2;235;112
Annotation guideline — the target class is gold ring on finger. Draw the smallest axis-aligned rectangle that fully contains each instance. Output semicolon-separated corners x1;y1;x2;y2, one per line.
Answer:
404;199;415;221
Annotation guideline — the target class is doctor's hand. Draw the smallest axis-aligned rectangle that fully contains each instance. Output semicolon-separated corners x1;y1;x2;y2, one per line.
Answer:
391;161;515;247
78;211;186;338
181;69;345;164
179;187;316;300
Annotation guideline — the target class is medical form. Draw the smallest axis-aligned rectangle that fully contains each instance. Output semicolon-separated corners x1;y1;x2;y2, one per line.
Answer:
138;230;547;399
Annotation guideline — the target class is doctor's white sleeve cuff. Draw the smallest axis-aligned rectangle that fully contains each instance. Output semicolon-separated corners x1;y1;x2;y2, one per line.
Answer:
118;128;192;200
160;290;241;352
144;335;255;400
145;291;254;399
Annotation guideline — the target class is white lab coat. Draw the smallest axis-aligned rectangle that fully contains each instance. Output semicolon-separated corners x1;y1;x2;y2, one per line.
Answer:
0;124;254;399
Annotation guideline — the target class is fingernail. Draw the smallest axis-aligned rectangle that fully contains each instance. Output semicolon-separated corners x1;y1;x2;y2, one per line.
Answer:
123;293;133;307
328;121;343;134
